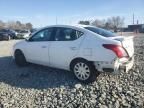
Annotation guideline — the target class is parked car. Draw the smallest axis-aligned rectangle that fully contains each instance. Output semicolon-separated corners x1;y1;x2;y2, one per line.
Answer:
12;25;134;83
0;29;18;39
0;32;11;41
30;28;37;34
17;30;31;39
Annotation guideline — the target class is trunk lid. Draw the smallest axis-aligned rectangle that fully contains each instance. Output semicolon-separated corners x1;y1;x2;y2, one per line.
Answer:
108;36;134;57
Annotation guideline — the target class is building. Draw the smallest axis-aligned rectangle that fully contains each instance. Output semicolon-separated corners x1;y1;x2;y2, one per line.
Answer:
128;24;144;33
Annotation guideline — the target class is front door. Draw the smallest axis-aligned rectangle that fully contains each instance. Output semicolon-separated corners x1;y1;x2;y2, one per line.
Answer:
25;28;54;66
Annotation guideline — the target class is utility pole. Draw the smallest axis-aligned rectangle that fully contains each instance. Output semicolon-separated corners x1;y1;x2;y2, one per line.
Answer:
137;20;139;24
56;16;58;25
133;13;135;25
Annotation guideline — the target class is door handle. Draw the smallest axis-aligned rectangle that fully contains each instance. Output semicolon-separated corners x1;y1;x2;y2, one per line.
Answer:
70;47;77;50
41;46;47;48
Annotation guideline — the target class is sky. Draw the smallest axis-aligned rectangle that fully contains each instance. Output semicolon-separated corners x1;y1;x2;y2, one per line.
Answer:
0;0;144;27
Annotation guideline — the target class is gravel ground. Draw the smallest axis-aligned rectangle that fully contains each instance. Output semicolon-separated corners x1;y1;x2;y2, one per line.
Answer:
0;35;144;108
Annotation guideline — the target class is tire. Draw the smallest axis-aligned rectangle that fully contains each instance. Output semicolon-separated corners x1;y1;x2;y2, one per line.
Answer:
71;59;100;83
6;35;11;41
14;50;28;67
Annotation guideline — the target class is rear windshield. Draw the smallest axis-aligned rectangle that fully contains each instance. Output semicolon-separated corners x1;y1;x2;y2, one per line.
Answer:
84;27;117;37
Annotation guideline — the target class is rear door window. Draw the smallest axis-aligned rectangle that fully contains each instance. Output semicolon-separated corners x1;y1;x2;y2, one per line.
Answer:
54;27;83;41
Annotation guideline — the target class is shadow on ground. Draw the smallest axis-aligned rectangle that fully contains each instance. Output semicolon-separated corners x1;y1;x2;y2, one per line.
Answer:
0;56;78;89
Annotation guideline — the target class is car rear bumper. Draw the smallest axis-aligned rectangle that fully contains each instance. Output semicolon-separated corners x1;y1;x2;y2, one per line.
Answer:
119;57;134;73
94;56;134;74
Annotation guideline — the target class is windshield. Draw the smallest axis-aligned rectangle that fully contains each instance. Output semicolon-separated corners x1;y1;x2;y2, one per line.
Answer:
20;30;29;33
84;27;117;37
9;30;16;33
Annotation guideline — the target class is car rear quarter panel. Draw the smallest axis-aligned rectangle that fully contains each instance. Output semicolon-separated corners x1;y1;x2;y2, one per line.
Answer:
76;33;120;62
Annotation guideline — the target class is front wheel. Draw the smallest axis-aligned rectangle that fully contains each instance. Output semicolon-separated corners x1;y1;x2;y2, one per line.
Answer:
6;35;11;41
14;50;28;67
71;59;100;83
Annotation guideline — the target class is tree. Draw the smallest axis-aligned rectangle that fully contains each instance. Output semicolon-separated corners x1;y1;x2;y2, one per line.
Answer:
6;21;33;30
1;20;33;30
80;16;125;31
107;16;125;32
0;20;5;29
25;23;33;30
7;21;17;29
105;22;111;29
15;21;22;29
78;21;90;25
91;19;106;28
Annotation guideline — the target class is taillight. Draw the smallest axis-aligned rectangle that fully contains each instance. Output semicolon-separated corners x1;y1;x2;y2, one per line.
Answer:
103;44;128;58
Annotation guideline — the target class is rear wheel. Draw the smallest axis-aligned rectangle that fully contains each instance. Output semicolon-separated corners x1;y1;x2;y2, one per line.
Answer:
71;59;99;83
14;50;28;67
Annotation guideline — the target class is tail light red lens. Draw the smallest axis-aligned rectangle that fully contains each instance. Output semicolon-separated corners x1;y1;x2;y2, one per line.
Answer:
103;44;128;58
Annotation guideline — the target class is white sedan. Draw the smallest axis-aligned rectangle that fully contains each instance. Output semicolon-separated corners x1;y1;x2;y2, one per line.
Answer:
12;25;134;83
17;30;31;38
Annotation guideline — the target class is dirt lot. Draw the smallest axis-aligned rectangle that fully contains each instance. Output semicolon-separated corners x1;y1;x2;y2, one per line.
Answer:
0;34;144;108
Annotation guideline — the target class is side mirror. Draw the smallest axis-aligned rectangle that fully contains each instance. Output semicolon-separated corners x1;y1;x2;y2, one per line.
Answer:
25;33;33;42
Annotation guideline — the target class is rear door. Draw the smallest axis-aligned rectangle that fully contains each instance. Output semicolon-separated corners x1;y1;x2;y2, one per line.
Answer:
49;27;84;70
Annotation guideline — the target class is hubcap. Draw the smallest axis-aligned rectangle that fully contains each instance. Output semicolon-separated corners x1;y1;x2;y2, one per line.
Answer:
74;62;90;80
